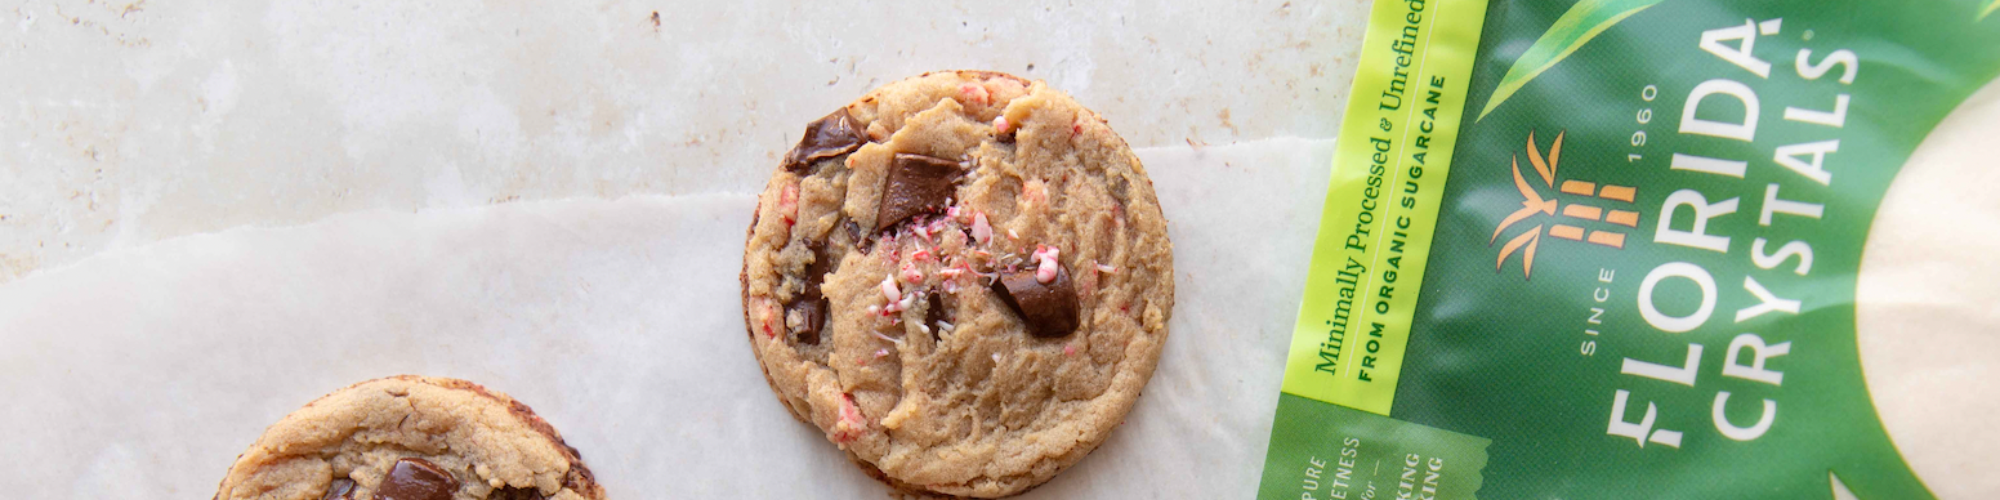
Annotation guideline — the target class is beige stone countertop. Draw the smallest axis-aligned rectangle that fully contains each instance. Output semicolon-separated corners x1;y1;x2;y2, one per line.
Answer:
0;0;1362;280
0;0;1366;497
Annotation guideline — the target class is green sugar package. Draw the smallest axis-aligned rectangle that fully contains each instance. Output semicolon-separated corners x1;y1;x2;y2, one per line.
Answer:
1258;0;2000;498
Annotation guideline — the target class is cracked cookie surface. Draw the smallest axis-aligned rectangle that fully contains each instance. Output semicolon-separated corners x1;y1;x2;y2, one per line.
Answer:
742;70;1174;498
213;376;604;500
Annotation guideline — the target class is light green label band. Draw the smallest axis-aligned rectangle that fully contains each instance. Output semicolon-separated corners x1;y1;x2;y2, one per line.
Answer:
1279;0;1490;414
1258;394;1492;500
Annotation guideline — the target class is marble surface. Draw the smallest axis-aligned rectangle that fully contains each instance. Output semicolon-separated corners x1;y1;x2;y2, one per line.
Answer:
0;0;1366;281
0;140;1336;498
0;0;1366;496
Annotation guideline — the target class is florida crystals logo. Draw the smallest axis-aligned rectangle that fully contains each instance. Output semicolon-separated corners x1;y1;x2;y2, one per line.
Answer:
1490;131;1642;278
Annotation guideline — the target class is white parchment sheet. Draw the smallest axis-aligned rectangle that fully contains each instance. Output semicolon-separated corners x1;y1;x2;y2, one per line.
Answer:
0;139;1334;498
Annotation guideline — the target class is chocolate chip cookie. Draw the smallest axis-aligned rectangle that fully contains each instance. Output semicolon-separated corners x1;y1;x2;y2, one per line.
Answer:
741;70;1175;498
213;376;603;500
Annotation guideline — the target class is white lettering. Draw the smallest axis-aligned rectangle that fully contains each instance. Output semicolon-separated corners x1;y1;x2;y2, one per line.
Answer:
1760;184;1825;226
1698;19;1776;78
1609;390;1684;448
1751;238;1813;275
1656;190;1739;252
1713;391;1777;441
1722;333;1790;386
1639;262;1719;333
1772;140;1838;185
1671;153;1748;178
1681;79;1762;141
1796;49;1858;84
1783;95;1849;128
1735;276;1801;322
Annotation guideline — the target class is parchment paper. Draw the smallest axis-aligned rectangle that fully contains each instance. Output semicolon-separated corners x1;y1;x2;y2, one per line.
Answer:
0;138;1334;498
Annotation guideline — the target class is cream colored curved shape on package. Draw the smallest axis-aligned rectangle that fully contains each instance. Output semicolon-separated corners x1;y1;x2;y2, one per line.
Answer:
1858;77;2000;500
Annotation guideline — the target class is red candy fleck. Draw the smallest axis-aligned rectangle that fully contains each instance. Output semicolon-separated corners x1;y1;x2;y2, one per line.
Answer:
759;301;781;338
833;394;867;443
959;83;991;105
778;184;800;226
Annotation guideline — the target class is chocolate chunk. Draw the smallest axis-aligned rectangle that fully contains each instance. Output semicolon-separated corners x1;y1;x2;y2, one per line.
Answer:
791;242;835;345
376;458;459;500
991;266;1080;338
320;478;356;500
791;299;826;345
843;219;864;247
782;109;865;173
803;242;836;298
925;291;949;340
489;487;546;500
875;153;964;232
850;219;875;255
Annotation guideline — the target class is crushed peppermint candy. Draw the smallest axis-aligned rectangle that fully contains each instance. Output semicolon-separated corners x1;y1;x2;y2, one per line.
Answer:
1007;229;1020;240
959;82;991;105
936;321;955;332
1096;263;1118;274
899;261;923;283
875;348;891;358
778;184;800;225
833;394;865;443
880;274;901;301
1033;245;1061;283
871;329;903;344
1065;344;1076;356
760;301;780;338
1022;179;1048;206
993;115;1011;134
971;211;993;244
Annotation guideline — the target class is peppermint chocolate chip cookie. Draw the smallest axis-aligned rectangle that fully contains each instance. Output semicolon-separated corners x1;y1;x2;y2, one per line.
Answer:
741;70;1175;498
214;376;603;500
